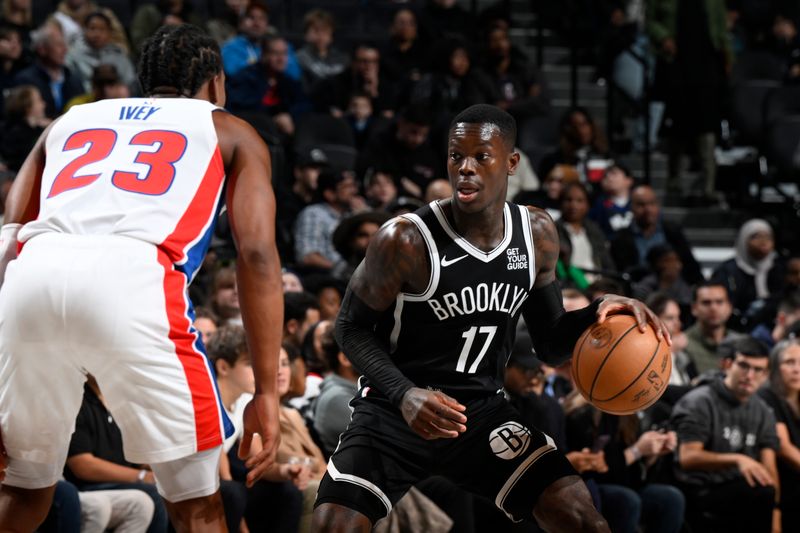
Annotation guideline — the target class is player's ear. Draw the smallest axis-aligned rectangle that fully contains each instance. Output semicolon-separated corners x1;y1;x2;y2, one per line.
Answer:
507;150;520;176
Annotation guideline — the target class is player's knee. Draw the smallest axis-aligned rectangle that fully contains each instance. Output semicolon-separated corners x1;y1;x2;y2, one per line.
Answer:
533;476;609;533
312;503;372;533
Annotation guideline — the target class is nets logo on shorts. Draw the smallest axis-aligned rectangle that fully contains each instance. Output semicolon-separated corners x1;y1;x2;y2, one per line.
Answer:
489;421;531;460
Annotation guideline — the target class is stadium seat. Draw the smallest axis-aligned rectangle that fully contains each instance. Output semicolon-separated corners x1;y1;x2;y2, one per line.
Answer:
763;86;800;131
765;114;800;178
729;79;781;146
295;113;355;148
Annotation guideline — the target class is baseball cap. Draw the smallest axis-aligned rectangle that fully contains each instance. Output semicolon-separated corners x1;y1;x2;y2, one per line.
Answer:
296;146;329;168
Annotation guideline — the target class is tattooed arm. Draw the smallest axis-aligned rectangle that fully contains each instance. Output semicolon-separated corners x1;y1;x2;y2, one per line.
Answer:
335;218;468;439
520;208;669;365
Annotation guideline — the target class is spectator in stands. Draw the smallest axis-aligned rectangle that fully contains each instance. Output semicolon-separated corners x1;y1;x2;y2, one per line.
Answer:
64;375;169;533
671;336;779;533
555;182;615;289
345;91;389;151
759;337;800;533
0;84;49;171
484;22;548;121
649;291;694;385
282;269;305;293
312;41;397;118
712;218;786;331
565;396;683;533
226;34;308;135
130;0;202;56
66;11;136;93
0;25;27;114
210;266;241;326
64;63;129;110
685;282;745;376
296;9;348;92
514;163;570;221
283;292;321;356
54;0;128;52
419;0;477;43
647;0;730;202
302;276;343;322
538;107;609;184
357;102;442;199
410;37;498;125
193;306;218;347
632;244;693;310
293;169;359;272
330;210;390;281
12;20;83;118
381;8;426;86
210;331;303;533
220;1;267;76
610;184;703;284
276;147;328;262
310;325;358;457
364;169;398;211
504;148;539;202
424;179;452;203
589;162;634;239
0;0;31;45
206;0;246;45
752;290;800;349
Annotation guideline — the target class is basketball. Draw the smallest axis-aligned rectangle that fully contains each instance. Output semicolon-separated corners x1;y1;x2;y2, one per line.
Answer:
571;314;671;415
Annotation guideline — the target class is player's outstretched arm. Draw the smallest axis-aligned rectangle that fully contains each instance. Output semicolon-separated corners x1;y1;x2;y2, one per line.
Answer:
335;218;467;439
215;111;283;487
0;122;53;286
521;207;669;366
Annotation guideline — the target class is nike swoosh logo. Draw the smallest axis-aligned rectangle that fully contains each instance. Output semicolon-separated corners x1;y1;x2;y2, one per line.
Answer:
441;254;468;267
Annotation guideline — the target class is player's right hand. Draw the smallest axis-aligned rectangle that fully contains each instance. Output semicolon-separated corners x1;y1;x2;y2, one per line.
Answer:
400;387;467;440
240;392;281;487
736;455;774;487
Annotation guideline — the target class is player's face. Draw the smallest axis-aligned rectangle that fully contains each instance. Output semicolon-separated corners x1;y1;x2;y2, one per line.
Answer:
724;354;768;399
447;123;518;214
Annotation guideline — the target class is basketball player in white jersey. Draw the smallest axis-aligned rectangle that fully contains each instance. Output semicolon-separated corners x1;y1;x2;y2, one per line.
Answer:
0;25;283;531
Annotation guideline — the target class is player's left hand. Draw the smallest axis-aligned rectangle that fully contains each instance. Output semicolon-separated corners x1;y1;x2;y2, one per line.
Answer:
240;392;281;487
400;387;467;440
596;294;672;346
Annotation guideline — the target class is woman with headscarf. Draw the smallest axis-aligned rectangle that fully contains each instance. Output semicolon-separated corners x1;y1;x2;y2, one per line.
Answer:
710;218;785;330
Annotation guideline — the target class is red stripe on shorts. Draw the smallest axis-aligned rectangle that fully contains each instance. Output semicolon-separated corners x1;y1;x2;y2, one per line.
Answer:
158;146;226;451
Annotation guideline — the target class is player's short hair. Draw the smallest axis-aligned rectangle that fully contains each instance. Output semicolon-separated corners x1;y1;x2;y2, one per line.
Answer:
207;325;249;367
138;24;222;98
450;104;517;149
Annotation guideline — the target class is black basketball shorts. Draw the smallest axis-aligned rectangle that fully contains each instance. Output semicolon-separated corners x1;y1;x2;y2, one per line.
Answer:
314;393;576;524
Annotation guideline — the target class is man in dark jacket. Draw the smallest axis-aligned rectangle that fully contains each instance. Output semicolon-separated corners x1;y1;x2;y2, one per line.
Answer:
610;184;703;284
12;21;83;118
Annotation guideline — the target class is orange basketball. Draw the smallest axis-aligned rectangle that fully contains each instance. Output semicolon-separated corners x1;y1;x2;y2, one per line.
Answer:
571;314;671;415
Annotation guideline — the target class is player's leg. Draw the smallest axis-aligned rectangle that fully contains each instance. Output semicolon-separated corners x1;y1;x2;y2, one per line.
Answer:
0;238;90;530
0;484;57;531
447;395;609;533
150;447;227;532
534;475;609;532
312;397;427;533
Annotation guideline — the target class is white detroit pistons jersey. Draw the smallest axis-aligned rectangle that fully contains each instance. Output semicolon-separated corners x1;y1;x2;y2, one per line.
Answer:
19;97;225;279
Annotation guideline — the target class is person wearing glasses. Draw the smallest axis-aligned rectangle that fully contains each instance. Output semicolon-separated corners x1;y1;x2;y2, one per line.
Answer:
670;336;780;533
759;338;800;533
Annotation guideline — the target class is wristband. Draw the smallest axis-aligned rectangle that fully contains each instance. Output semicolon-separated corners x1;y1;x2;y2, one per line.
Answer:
628;445;642;462
136;469;147;482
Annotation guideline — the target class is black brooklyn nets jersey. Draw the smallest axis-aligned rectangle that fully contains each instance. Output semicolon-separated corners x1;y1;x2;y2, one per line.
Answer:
371;200;536;398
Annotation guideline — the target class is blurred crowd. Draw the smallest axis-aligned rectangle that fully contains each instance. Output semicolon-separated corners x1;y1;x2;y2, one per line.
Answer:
2;0;800;532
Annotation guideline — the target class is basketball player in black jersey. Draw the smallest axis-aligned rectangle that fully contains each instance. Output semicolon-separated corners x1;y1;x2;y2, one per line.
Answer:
312;104;670;532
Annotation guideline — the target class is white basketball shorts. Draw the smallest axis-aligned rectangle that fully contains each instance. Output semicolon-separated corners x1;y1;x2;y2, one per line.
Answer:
0;233;232;488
